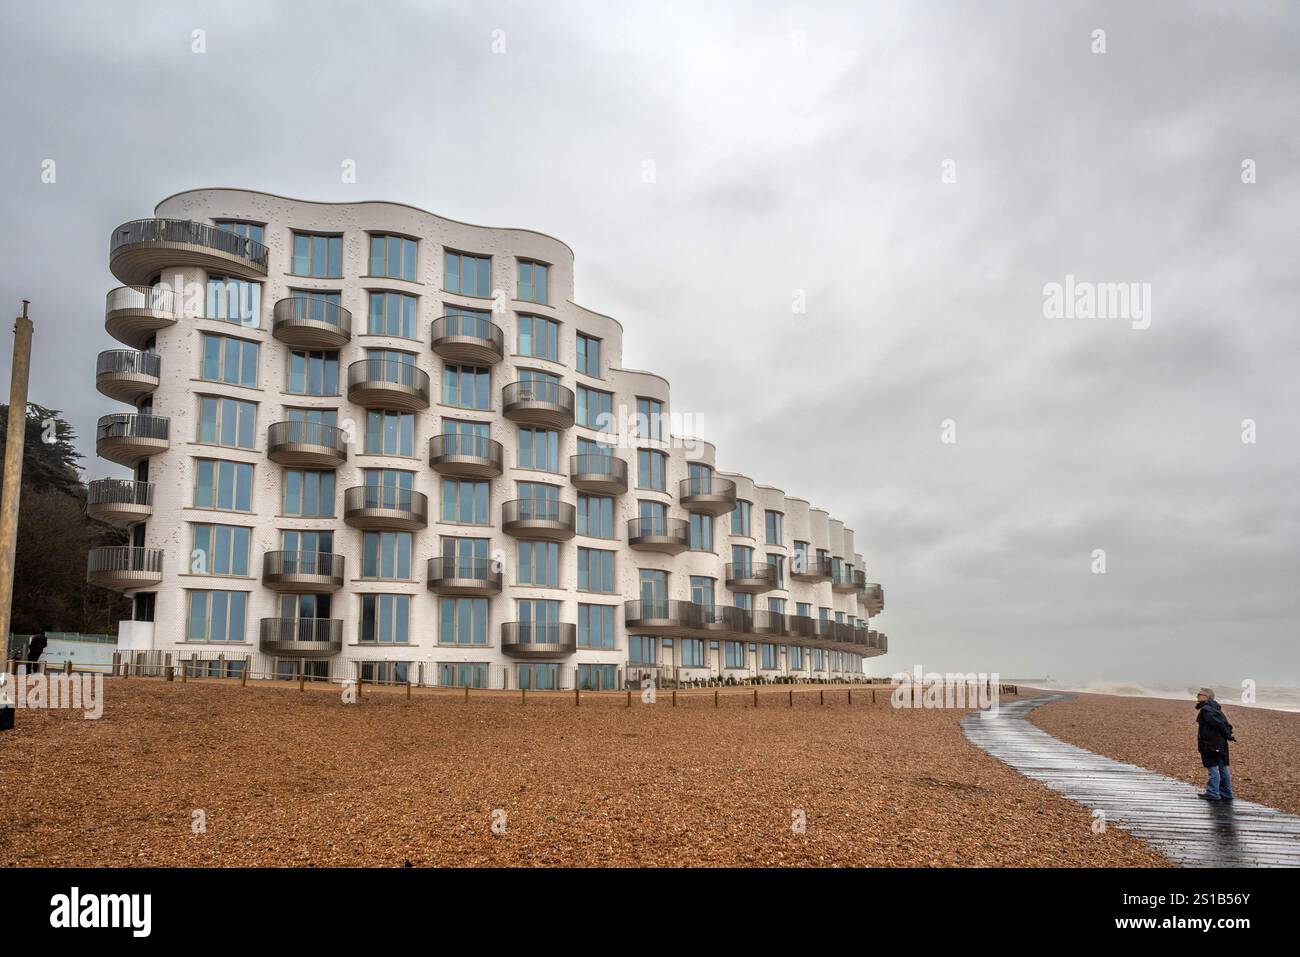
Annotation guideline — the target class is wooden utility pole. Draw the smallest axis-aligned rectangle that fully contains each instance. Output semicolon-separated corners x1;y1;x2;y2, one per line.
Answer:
0;303;34;663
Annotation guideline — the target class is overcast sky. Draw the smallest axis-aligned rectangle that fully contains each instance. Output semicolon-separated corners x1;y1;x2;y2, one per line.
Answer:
1;0;1296;688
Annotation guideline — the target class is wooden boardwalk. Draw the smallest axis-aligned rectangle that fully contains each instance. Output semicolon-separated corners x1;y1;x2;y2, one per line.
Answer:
961;694;1300;867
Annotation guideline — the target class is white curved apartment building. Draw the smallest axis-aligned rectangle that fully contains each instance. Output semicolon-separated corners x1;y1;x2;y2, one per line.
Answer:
87;188;888;689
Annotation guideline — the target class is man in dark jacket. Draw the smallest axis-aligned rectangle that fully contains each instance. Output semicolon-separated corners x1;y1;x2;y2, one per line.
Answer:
1195;688;1235;802
24;630;48;673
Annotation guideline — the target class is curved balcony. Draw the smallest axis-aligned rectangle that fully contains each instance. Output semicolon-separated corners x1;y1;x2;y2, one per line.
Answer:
343;485;428;531
501;621;577;658
502;380;575;430
863;583;884;616
86;546;163;590
426;556;502;597
95;413;169;466
431;313;504;366
259;618;343;658
262;551;345;593
784;613;818;641
679;475;737;516
267;420;348;469
272;296;352;348
95;350;160;404
428;433;503;479
104;285;179;349
346;357;430;411
627;516;689;555
852;570;868;592
752;610;787;637
502;498;575;541
624;600;704;634
109;218;269;285
700;604;750;637
570;453;628;496
86;478;154;525
831;566;857;593
790;554;833;583
725;562;776;594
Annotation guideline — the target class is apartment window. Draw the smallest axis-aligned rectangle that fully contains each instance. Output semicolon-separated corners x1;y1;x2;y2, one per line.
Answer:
518;540;560;587
768;597;786;615
578;604;615;649
577;547;615;593
735;593;754;613
442;305;494;339
681;639;706;668
576;494;614;538
442;479;489;524
186;590;248;642
206;277;261;327
441;536;490;574
199;333;258;388
637;449;666;491
361;531;413;580
767;554;785;590
369;234;418;281
439;597;488;645
286;407;337;433
518;663;559;690
282;529;333;556
291;232;343;278
439;662;488;688
287;290;341;325
639;568;667;606
518;314;559;361
196;396;255;450
365;409;415;457
793;541;810;573
517;427;560;472
690;576;715;607
518;368;560;399
628;635;658;665
796;602;811;618
190;524;250;577
518;480;560;505
367;291;418;339
724;641;747;669
689;513;714;552
283;470;336;517
444;251;491;297
731;500;752;537
576;334;600;376
790;645;804;670
287;349;340;396
731;544;755;574
765;510;783;546
577;386;614;432
638;499;667;532
517;598;562;644
359;594;410;643
635;398;664;440
578;664;617;691
761;644;779;669
194;459;253;512
362;470;414;513
518;260;549;304
217;221;264;245
443;365;490;409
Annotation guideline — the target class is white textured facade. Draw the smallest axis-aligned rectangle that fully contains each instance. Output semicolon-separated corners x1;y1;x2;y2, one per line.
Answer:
88;188;887;689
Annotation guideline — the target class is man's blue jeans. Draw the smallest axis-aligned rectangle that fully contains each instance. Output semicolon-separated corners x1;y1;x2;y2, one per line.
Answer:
1206;761;1234;800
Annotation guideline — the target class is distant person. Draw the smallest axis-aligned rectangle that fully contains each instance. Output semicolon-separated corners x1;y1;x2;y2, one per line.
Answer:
25;630;48;673
1195;688;1235;802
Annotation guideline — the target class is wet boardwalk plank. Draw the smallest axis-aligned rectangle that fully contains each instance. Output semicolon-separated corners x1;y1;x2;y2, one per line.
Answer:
961;694;1300;868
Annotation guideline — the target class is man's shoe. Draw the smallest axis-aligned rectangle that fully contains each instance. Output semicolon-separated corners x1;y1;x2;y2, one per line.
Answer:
1198;793;1220;801
1220;796;1234;802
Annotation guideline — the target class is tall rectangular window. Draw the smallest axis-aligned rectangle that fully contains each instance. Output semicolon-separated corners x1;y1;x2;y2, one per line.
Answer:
196;396;256;450
206;277;261;327
361;531;413;580
365;409;415;456
443;365;491;409
689;513;714;552
765;510;783;545
193;459;253;512
360;594;410;643
518;540;560;587
637;449;666;491
517;260;549;304
576;494;614;538
724;641;747;669
577;386;613;432
577;547;615;593
681;639;706;667
442;479;489;524
690;576;715;608
369;234;418;281
291;232;343;278
517;427;559;472
790;645;804;670
199;333;258;388
283;470;335;517
628;635;657;665
767;554;785;590
578;604;615;649
287;350;339;396
444;251;491;297
439;597;488;645
186;590;248;642
190;524;251;577
731;500;751;537
518;314;559;360
367;291;418;338
576;333;601;376
636;398;664;440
